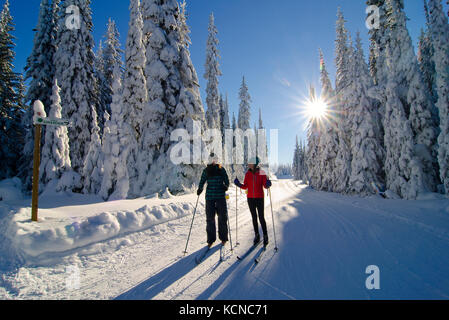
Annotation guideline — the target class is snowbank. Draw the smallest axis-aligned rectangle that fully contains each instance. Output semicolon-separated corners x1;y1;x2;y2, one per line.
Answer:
1;199;196;261
0;178;23;202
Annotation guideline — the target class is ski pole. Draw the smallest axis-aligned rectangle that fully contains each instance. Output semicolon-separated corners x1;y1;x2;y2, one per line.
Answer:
235;185;239;246
225;195;234;252
183;195;200;256
268;185;278;252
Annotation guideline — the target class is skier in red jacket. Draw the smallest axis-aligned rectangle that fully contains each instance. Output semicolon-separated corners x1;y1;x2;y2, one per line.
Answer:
234;157;272;246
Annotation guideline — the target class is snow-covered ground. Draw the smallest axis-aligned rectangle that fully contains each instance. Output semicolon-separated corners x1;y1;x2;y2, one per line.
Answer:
0;178;448;300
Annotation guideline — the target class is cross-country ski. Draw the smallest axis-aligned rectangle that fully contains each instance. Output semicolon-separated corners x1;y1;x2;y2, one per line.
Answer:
237;242;262;261
195;246;213;265
254;246;268;265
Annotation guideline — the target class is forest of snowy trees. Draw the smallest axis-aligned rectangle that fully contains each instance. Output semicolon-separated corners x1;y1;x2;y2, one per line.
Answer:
0;0;268;200
299;0;449;199
1;0;449;201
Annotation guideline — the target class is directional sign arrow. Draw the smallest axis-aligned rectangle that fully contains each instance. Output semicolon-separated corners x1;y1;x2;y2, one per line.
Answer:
33;117;71;127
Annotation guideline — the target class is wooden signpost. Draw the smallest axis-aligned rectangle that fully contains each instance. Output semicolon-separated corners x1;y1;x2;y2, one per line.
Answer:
31;123;42;222
31;100;70;222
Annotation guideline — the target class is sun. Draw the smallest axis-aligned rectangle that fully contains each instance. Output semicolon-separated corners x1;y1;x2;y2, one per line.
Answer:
304;98;328;120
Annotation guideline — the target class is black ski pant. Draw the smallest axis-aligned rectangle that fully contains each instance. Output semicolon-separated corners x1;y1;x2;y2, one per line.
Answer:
205;198;229;244
248;198;268;239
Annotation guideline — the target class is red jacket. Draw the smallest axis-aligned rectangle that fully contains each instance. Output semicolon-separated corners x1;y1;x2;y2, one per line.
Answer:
239;168;269;198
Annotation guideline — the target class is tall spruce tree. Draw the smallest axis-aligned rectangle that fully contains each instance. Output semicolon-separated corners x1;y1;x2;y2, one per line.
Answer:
238;76;252;168
293;136;301;180
219;93;230;141
428;0;449;194
418;27;437;104
257;108;268;164
138;0;206;195
306;85;322;189
238;76;251;132
335;8;351;93
334;17;353;193
24;0;58;111
123;0;147;197
39;79;80;193
348;34;385;195
21;0;59;190
98;18;123;126
366;0;388;87
418;0;437;104
385;0;440;195
0;0;23;180
82;104;103;195
53;0;97;174
204;12;221;130
318;50;338;192
100;66;131;201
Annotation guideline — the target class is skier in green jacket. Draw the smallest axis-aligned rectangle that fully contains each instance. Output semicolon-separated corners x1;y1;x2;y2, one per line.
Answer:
197;153;230;248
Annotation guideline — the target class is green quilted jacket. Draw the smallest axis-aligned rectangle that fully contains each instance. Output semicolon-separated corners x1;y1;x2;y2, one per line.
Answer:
198;165;230;200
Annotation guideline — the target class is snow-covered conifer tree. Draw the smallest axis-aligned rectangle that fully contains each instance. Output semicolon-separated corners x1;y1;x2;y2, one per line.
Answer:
0;0;23;179
238;76;251;132
100;66;132;201
53;0;97;174
219;94;230;141
20;0;59;189
24;0;58;112
418;1;437;104
204;12;221;130
385;0;439;194
94;40;106;128
137;0;206;195
82;105;103;195
384;79;424;199
293;136;301;180
257;108;268;164
366;0;389;87
318;50;338;192
348;34;385;195
123;0;147;197
237;76;252;166
335;8;351;93
334;23;353;193
428;0;449;194
306;85;323;189
418;27;437;104
99;19;123;122
39;79;80;193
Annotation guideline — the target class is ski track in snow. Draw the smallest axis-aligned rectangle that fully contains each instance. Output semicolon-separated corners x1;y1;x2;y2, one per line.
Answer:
1;179;449;300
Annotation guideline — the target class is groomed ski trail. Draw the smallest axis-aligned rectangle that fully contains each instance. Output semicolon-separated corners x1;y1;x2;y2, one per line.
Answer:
2;179;449;300
115;178;299;300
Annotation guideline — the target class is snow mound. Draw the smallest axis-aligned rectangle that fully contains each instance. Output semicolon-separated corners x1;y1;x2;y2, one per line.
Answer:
416;192;447;201
3;201;195;261
385;190;401;199
0;178;23;202
160;187;174;199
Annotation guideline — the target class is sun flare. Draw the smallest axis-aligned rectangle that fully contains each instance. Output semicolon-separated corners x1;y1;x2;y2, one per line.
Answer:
304;98;328;120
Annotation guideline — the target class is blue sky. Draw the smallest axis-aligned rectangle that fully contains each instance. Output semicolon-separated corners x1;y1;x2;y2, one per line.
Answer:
7;0;447;165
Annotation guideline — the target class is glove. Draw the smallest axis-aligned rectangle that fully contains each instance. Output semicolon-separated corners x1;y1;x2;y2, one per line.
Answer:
197;189;203;196
265;180;272;188
234;178;242;188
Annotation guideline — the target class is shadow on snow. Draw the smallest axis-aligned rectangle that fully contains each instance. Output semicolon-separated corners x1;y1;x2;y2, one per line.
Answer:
114;246;221;300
